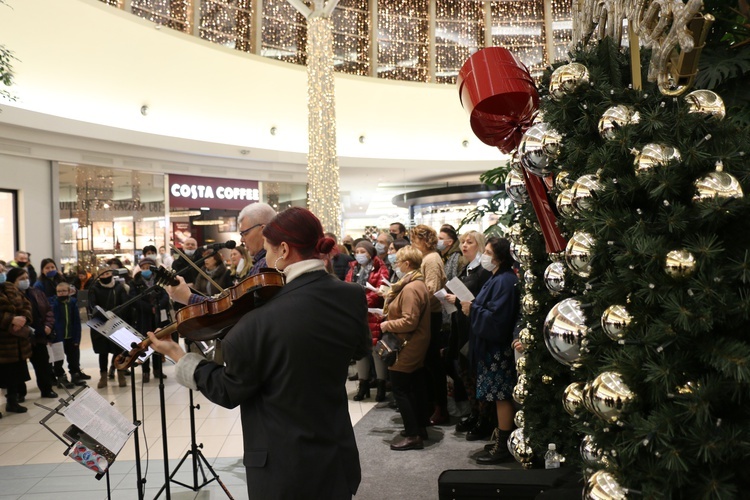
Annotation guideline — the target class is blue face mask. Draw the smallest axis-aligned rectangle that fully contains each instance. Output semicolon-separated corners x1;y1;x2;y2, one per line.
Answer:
355;254;369;266
141;269;153;279
388;254;398;265
46;270;58;278
0;273;5;284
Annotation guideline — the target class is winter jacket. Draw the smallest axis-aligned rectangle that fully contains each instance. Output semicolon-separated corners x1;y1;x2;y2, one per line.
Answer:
51;296;82;344
0;282;33;363
345;256;390;344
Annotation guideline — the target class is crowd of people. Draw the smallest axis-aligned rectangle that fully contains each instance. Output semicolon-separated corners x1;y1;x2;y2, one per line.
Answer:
1;203;522;497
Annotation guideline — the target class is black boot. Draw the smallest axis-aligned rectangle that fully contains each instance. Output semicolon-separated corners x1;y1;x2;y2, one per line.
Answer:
353;380;371;401
456;411;479;433
466;415;494;441
375;380;387;402
6;394;28;413
475;428;512;464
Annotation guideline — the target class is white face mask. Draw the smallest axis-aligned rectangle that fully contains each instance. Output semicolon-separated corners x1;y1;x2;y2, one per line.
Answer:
437;240;447;251
480;254;497;272
184;249;196;257
375;243;386;254
17;279;30;290
236;258;245;275
394;268;405;279
145;254;157;259
355;254;370;266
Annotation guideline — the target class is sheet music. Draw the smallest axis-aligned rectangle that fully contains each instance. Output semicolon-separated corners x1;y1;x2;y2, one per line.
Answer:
63;388;135;455
446;277;475;302
434;289;457;314
109;327;154;361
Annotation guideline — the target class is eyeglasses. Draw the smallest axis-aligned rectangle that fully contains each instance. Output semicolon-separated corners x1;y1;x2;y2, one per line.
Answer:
239;223;263;237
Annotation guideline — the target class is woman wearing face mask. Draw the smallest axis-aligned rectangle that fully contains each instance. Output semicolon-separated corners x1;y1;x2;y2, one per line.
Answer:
386;239;410;283
88;267;130;388
0;268;34;413
229;246;250;285
443;231;493;439
345;240;391;401
438;225;464;282
460;237;520;464
34;258;65;298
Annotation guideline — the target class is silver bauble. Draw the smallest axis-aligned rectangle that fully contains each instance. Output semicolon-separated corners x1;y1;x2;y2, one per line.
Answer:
693;171;743;201
508;428;534;467
543;298;589;367
570;174;601;212
583;470;628;500
516;356;527;374
685;89;726;120
665;249;696;278
512;374;528;405
634;143;682;176
519;327;535;349
565;231;595;278
505;223;524;246
522;294;539;315
549;63;590;100
523;270;536;285
580;434;607;467
562;381;586;416
505;169;528;203
556;189;576;217
519;123;562;177
598;105;641;140
582;381;596;414
510;151;523;172
601;304;632;341
590;371;635;423
549;251;565;262
513;410;525;429
511;243;532;267
544;261;566;295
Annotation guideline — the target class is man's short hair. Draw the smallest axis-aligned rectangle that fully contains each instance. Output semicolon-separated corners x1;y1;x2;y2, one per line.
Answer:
238;202;276;226
390;222;407;235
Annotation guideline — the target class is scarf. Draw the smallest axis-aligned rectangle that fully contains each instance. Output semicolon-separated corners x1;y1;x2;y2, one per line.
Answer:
382;269;424;318
355;261;374;287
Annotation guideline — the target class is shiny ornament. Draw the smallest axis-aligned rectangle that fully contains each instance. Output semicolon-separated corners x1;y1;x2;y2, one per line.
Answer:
510;151;523;172
519;123;562;177
665;249;696;278
589;371;635;423
549;63;590;100
511;243;533;267
580;434;607;467
513;410;525;429
601;305;632;341
516;356;527;374
512;375;528;405
544;261;566;295
565;231;595;278
693;164;743;201
582;381;596;414
634;143;682;176
505;223;524;245
562;381;586;416
549;252;565;263
505;169;528;203
523;270;536;285
541;375;553;384
519;328;535;349
583;470;628;500
685;89;726;120
543;298;589;367
556;189;576;217
508;428;534;467
598;105;641;140
522;295;539;315
555;170;572;190
570;174;601;212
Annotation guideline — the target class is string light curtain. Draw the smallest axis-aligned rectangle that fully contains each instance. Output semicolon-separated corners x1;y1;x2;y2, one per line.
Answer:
377;0;429;82
262;0;308;64
331;0;370;76
199;0;253;51
131;0;191;32
490;0;546;76
306;14;341;235
435;0;484;84
550;0;573;62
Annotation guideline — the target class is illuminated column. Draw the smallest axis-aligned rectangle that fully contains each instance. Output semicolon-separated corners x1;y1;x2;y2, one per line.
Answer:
288;0;341;235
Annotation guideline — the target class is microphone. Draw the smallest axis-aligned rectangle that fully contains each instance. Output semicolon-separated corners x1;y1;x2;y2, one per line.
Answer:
201;240;237;251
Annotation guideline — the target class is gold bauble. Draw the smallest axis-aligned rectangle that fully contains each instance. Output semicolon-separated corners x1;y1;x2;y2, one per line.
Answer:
693;171;743;201
685;89;726;120
511;243;533;267
598;105;641;140
549;63;590;100
562;381;585;416
665;249;696;278
601;304;632;341
556;189;576;217
565;231;595;278
541;375;553;384
580;434;607;467
634;143;682;176
510;151;523;173
505;223;524;246
522;294;539;315
512;375;528;405
508;428;534;466
519;327;535;349
513;410;525;429
555;170;572;190
583;471;628;500
505;169;528;204
571;174;601;212
516;356;527;374
589;371;635;423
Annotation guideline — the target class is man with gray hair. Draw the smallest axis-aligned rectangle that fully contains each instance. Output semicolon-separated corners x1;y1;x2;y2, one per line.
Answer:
237;202;277;276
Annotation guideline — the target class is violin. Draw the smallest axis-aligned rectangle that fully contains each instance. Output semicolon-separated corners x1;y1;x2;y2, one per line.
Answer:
113;267;284;370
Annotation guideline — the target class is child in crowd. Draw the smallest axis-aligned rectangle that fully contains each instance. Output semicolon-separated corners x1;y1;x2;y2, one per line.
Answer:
50;282;87;388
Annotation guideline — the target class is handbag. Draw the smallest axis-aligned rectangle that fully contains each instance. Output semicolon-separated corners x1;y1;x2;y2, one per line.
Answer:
375;331;407;367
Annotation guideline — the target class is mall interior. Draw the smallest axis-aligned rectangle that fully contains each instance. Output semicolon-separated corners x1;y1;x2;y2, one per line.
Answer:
0;1;572;498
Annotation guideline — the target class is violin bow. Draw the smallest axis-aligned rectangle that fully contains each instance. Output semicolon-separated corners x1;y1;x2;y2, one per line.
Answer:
170;243;226;294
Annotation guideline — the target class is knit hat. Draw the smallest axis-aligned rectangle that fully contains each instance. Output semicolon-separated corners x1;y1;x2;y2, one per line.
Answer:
6;267;28;284
139;258;157;268
355;240;377;258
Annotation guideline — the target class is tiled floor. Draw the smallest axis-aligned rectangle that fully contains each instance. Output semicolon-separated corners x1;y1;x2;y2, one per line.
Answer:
0;328;376;499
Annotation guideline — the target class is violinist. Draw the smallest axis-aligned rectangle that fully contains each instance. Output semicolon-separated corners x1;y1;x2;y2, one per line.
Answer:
148;207;371;499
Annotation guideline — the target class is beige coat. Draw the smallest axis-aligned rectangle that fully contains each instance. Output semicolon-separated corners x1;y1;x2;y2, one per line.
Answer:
381;278;430;373
421;251;446;313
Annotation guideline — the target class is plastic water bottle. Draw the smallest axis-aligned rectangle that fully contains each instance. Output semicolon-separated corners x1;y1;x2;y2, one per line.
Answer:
544;443;561;469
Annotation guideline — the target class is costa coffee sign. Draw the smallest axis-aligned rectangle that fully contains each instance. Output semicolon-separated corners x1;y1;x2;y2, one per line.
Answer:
169;174;260;210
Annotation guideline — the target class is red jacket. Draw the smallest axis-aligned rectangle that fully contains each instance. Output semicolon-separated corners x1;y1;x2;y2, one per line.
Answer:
345;256;390;344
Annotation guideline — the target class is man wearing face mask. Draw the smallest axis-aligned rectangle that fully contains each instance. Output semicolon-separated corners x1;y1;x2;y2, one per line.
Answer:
51;282;86;388
88;268;130;388
375;231;393;271
8;251;38;287
389;222;410;244
129;259;171;382
171;237;201;287
158;246;174;269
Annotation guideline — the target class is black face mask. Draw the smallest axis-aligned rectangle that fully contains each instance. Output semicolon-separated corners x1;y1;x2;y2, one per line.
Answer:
344;243;352;253
57;296;69;302
17;261;27;268
389;232;399;240
99;276;113;285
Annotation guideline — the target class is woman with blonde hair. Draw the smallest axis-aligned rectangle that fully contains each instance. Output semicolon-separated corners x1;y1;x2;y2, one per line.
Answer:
409;224;448;426
229;245;250;284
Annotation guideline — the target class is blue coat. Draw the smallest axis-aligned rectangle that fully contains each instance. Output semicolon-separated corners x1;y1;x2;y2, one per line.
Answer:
51;296;81;343
469;269;520;365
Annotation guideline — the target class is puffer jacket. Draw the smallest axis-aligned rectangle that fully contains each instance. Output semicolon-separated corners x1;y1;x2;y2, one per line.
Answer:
345;256;390;344
0;282;33;363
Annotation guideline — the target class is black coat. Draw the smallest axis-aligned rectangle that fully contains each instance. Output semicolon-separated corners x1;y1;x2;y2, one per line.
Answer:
193;269;370;499
128;274;171;335
88;281;130;354
171;252;202;285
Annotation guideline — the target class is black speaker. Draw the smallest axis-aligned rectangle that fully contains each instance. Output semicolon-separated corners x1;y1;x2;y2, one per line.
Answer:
438;467;576;500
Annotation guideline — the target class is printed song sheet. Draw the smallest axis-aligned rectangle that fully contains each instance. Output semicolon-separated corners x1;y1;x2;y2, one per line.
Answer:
63;388;135;455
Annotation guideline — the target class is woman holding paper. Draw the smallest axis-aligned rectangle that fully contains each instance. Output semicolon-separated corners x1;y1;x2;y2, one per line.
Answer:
444;231;493;439
345;240;391;401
